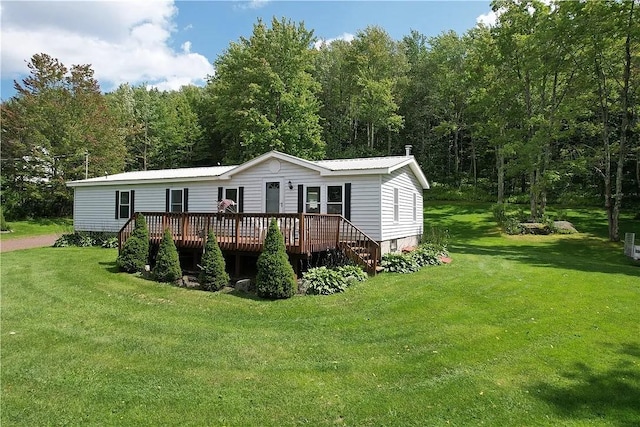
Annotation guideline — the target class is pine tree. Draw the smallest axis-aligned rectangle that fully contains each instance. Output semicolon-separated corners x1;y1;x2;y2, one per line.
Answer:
199;230;229;291
256;218;297;299
116;214;149;273
153;228;182;282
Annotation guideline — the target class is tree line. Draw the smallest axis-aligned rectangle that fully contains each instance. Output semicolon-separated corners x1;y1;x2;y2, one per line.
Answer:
1;0;638;240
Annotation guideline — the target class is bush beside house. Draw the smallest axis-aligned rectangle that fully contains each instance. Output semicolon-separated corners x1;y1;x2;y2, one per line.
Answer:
116;215;150;273
199;230;229;291
153;228;182;282
256;218;297;299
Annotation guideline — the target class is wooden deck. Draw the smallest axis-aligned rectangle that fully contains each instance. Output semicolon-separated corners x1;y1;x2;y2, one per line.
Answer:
119;212;380;273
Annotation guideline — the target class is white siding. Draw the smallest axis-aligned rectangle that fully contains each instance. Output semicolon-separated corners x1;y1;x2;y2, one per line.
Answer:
379;165;424;245
72;157;424;245
226;158;383;240
73;180;219;232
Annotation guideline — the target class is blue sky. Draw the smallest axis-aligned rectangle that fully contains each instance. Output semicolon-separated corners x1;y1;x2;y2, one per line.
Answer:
1;1;495;100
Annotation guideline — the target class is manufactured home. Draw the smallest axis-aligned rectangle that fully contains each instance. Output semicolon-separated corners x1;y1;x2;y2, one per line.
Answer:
67;150;429;274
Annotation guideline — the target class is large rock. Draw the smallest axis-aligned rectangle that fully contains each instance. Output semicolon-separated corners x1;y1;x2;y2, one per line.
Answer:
553;221;578;234
235;278;251;292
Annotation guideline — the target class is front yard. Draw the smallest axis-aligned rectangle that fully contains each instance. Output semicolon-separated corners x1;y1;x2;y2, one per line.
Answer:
1;203;638;425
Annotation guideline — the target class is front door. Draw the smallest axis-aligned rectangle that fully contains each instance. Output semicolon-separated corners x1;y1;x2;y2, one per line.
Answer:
265;181;281;213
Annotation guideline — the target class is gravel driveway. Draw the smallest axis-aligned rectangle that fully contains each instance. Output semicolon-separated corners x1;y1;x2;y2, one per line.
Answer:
0;234;62;253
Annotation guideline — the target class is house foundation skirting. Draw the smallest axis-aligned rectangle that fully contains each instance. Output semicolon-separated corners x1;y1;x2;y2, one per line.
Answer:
379;234;422;255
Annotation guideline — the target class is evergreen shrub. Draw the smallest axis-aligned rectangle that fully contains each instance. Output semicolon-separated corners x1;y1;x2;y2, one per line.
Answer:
116;215;149;273
256;218;297;299
153;228;182;282
199;230;229;291
116;236;148;272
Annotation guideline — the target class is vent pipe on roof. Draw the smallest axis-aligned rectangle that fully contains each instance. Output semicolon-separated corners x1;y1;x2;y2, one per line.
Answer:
405;145;412;156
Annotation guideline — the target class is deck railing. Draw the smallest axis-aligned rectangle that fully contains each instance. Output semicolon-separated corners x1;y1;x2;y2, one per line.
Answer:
119;212;380;273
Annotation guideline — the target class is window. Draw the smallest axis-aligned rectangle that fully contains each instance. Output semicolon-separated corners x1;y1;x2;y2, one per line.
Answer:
170;189;183;212
306;186;320;213
393;188;399;222
327;185;342;215
225;188;238;212
119;191;130;219
413;193;417;222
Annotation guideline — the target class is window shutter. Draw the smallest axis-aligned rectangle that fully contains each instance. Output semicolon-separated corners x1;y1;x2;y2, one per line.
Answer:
165;189;170;212
115;191;120;219
130;190;135;218
344;183;351;221
217;187;223;202
183;188;189;212
238;186;244;213
297;185;304;213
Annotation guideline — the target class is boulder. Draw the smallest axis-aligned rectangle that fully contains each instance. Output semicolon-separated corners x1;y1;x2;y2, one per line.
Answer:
235;278;251;292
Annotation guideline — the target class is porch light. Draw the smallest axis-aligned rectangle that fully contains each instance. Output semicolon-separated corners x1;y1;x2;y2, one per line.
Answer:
288;180;293;190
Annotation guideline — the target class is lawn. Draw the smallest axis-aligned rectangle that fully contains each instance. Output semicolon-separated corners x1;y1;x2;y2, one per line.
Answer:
0;217;73;240
1;203;639;426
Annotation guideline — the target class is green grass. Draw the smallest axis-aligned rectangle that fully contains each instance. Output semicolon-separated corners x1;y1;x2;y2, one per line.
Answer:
0;217;73;240
2;203;639;426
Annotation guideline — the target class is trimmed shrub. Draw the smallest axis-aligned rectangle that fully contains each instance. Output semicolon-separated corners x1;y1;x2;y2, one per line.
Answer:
381;253;420;273
116;215;150;272
199;230;229;291
131;214;150;256
256;218;297;299
153;228;182;282
303;267;348;295
0;207;10;231
116;236;148;272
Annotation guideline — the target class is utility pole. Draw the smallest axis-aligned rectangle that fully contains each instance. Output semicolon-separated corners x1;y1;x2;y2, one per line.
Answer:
85;150;89;179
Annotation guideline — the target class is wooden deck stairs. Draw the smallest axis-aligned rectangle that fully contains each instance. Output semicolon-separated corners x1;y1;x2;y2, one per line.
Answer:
119;212;380;274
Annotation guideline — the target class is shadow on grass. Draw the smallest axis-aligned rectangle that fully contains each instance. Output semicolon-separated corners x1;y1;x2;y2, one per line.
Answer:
529;343;640;426
424;203;501;242
452;236;640;277
425;202;640;243
98;261;120;274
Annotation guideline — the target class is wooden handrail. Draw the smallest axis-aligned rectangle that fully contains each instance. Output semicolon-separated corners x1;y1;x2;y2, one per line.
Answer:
337;217;380;274
118;212;382;274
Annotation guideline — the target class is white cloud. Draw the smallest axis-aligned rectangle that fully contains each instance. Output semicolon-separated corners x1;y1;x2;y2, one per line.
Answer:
234;0;270;10
313;32;356;50
476;0;555;28
476;10;500;27
0;0;214;92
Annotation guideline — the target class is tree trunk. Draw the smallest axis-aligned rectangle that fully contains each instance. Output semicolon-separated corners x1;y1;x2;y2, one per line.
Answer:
496;144;505;204
529;169;538;221
612;0;635;242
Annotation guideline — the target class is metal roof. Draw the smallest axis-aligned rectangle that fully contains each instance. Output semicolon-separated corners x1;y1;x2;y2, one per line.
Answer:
314;156;412;171
67;151;429;189
67;166;235;187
